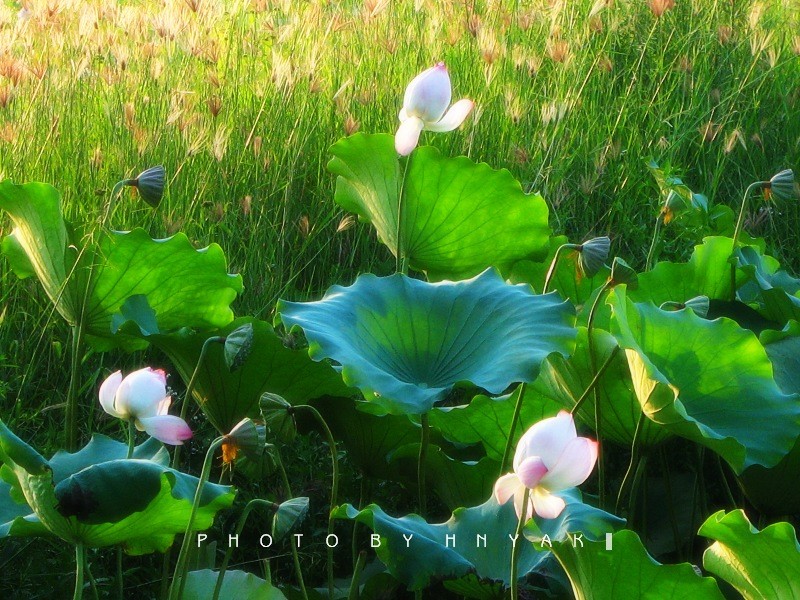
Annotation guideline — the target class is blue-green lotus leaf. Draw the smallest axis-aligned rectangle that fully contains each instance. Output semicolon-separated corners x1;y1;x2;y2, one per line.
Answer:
333;492;622;591
608;287;800;473
277;269;576;415
0;180;242;351
699;510;800;600
550;528;723;599
735;245;800;325
328;133;551;281
0;423;234;554
181;569;287;599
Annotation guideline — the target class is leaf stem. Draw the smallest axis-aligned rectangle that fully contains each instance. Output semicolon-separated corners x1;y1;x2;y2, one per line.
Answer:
616;411;646;514
347;551;367;600
418;412;430;516
570;345;620;417
274;448;309;600
730;181;764;301
170;436;225;600
510;487;530;600
73;543;85;600
65;323;85;452
542;243;577;294
645;216;662;272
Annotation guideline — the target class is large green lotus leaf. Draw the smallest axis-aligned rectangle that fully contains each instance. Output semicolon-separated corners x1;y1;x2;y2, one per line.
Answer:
738;322;800;514
333;492;623;591
149;318;353;434
631;236;746;306
0;423;235;554
328;133;550;281
550;528;723;599
526;327;668;447
429;393;561;463
0;180;242;350
699;510;800;600
736;246;800;325
608;287;800;473
181;569;287;599
278;269;576;416
309;397;423;478
508;235;610;309
386;444;499;510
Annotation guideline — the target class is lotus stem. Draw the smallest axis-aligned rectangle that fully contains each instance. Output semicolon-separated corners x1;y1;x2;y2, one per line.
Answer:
509;487;530;600
570;345;619;417
295;405;339;599
65;323;85;452
586;281;612;509
213;499;278;600
347;550;367;600
101;180;127;229
170;436;225;600
730;181;765;301
126;419;136;459
395;152;412;274
660;447;684;561
616;411;646;514
542;243;578;293
499;383;527;476
116;545;124;600
275;448;309;600
73;543;85;600
418;412;430;516
645;216;661;272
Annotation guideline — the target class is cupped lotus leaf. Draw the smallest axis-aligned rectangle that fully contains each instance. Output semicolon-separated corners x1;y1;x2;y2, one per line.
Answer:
735;245;800;324
150;318;353;433
525;327;668;447
508;235;610;309
387;443;499;510
333;492;622;591
272;497;309;541
0;423;234;554
328;133;550;281
550;528;724;600
699;510;800;600
631;237;744;306
278;269;576;416
181;569;287;600
429;392;561;463
0;180;242;350
608;287;800;473
738;322;800;515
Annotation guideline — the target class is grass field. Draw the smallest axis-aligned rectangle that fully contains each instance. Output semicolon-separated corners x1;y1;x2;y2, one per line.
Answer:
1;0;799;597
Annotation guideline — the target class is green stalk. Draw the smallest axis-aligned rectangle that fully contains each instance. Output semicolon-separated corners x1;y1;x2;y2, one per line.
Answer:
730;181;764;300
347;551;367;600
395;152;412;275
73;544;85;600
645;216;662;272
213;499;277;600
117;417;133;600
659;447;684;561
509;487;531;600
586;281;612;509
417;413;430;516
275;449;309;600
102;180;128;228
499;383;526;476
170;436;225;600
542;243;578;293
570;345;620;417
65;323;85;452
615;411;646;514
160;335;225;600
295;405;339;599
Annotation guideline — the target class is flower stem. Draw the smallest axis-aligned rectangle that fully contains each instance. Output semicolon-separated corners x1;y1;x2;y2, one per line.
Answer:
615;411;646;514
213;499;277;600
499;383;527;476
418;412;430;516
645;217;662;272
170;436;225;600
395;152;412;275
275;449;309;599
730;181;764;301
295;405;339;599
126;419;136;459
510;487;531;600
542;244;577;294
570;345;620;417
73;544;85;600
347;551;367;600
102;180;128;228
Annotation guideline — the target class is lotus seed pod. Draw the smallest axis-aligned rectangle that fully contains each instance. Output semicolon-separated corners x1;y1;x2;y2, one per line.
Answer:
766;169;795;203
577;236;610;278
131;165;165;208
610;257;638;289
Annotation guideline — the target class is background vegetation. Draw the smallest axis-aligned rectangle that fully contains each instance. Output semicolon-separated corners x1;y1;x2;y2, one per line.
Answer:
0;0;798;596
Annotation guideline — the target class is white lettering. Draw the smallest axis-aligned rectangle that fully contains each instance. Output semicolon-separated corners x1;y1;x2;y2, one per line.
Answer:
571;533;584;548
403;533;413;547
508;533;519;547
476;534;487;548
294;533;303;547
540;534;552;548
259;534;273;548
370;534;381;548
445;534;456;548
228;534;239;548
326;534;339;548
196;533;207;547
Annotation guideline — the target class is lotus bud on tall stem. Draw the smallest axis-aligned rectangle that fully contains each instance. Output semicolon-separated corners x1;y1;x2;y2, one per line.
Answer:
293;405;339;599
170;436;225;600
